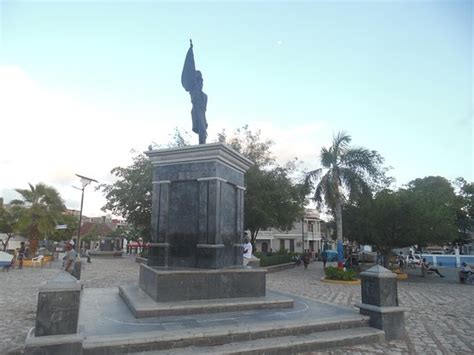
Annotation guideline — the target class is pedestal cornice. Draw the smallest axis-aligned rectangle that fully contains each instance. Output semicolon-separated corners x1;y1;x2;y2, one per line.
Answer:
145;143;253;174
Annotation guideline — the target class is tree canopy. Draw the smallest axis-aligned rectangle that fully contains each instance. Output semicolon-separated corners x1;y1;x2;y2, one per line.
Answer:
0;206;23;251
99;154;153;241
219;126;307;246
10;183;65;255
344;176;462;266
454;177;474;245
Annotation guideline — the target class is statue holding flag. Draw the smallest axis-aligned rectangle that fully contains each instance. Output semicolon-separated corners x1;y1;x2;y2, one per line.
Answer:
182;40;208;144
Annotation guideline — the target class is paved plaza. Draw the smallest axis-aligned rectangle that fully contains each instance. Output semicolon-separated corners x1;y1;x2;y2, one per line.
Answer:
1;256;473;354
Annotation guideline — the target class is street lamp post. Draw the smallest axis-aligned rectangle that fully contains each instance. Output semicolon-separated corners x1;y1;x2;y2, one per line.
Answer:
74;174;98;250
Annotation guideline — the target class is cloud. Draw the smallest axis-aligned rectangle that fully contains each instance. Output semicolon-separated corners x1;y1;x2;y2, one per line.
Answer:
0;65;181;216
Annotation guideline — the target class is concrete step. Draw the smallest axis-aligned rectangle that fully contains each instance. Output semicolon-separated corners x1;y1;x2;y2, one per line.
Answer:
138;327;385;355
82;317;374;354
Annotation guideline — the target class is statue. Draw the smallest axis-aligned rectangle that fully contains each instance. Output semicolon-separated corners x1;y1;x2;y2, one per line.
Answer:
181;40;208;144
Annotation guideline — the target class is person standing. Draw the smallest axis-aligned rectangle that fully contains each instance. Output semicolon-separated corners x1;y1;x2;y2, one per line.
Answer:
243;236;252;266
18;242;26;269
63;242;77;275
303;250;310;269
322;251;327;269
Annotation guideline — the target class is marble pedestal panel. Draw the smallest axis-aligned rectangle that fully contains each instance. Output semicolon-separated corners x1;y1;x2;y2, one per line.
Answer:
145;143;252;270
138;264;266;302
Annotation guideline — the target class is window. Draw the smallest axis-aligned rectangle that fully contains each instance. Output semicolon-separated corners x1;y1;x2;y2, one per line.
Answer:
289;239;295;252
308;222;313;232
279;239;285;251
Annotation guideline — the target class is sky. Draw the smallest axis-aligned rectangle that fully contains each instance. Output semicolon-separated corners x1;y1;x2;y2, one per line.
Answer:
0;0;472;217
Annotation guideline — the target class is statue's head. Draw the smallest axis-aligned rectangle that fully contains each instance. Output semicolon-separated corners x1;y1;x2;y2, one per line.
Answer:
196;70;203;90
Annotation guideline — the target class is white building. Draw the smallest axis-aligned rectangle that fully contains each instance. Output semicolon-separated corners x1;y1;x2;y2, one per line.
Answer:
254;209;325;254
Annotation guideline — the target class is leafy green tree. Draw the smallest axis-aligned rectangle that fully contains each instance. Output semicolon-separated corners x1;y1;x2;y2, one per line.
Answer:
345;176;460;266
0;206;23;251
99;154;153;242
218;125;275;167
453;177;473;245
245;165;307;247
50;213;79;243
344;189;418;267
10;183;65;256
306;132;388;266
219;126;307;248
100;128;192;241
406;176;459;247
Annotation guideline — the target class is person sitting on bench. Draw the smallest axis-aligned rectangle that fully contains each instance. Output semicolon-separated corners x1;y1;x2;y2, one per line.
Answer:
459;262;472;284
422;258;444;278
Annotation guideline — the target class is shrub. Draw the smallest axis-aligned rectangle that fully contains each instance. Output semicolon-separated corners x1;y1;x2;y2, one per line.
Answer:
260;253;293;267
324;266;358;281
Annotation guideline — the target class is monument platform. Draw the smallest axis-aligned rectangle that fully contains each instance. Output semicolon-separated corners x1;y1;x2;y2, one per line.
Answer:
25;287;384;354
119;283;293;318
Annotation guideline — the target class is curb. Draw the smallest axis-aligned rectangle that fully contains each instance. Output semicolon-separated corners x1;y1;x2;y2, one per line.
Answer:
320;277;361;285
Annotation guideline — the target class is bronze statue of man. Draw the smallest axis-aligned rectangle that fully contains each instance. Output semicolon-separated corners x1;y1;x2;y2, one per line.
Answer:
181;40;208;144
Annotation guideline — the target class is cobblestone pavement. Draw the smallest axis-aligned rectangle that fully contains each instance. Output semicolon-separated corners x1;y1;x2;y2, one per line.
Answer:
267;262;474;355
1;257;473;354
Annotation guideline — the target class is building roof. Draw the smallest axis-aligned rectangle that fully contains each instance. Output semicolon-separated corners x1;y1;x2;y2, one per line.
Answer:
79;222;115;237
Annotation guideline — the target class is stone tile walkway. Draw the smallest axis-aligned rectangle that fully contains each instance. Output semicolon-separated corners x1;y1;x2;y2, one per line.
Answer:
267;262;474;355
0;256;472;354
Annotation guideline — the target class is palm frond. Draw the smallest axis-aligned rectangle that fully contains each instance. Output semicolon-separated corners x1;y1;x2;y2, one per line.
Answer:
320;148;334;168
339;167;372;201
341;148;382;177
313;172;338;209
305;168;322;184
332;131;351;157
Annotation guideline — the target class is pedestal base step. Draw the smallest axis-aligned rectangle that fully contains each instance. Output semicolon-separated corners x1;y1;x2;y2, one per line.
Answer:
143;327;385;355
119;284;294;318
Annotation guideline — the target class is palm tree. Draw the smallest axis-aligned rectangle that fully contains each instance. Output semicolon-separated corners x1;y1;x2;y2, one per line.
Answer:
11;183;65;256
306;132;384;267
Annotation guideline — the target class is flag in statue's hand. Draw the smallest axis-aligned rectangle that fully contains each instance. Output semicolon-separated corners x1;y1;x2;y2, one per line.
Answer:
181;41;196;92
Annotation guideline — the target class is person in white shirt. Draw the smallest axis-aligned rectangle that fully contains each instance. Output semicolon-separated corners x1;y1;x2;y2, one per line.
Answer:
243;236;252;266
63;242;77;274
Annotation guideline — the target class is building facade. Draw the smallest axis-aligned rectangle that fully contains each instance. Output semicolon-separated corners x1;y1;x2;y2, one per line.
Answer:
254;209;325;254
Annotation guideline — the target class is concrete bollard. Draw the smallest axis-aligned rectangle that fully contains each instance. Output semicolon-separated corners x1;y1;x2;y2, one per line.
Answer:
355;265;407;341
34;271;82;336
25;271;83;355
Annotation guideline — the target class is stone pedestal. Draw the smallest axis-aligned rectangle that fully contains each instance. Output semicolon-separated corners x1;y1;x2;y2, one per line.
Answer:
119;144;273;314
145;143;252;269
139;264;265;302
355;265;407;341
34;272;82;336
